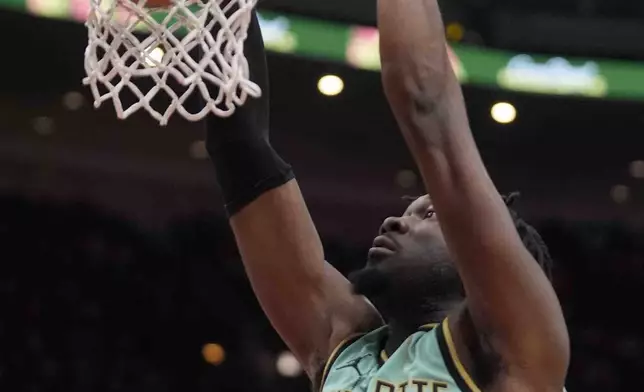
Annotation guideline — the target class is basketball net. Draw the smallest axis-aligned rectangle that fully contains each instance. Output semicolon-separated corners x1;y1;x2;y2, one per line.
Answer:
83;0;261;125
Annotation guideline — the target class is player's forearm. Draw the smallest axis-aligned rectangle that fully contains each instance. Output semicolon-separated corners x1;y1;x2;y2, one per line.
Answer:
378;0;451;125
378;0;501;242
378;0;477;182
229;179;380;380
230;181;327;293
377;0;479;198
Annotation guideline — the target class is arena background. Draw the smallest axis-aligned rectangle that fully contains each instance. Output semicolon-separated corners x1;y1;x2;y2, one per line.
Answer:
0;0;643;391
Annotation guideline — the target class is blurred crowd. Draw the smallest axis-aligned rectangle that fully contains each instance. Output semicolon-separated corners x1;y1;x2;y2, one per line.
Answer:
0;194;642;392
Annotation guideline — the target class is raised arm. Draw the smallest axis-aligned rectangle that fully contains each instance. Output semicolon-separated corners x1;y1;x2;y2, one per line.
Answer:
377;0;569;389
229;184;381;381
206;12;381;382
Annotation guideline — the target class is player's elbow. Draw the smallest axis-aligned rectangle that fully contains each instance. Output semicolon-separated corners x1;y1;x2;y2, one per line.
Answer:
382;47;453;106
382;64;446;112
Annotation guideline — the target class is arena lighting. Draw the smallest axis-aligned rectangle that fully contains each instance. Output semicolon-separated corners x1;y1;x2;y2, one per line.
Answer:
202;343;226;365
610;185;630;204
491;102;517;124
62;91;84;111
629;160;644;179
446;22;464;42
276;351;302;377
317;75;344;96
144;46;165;67
396;170;418;189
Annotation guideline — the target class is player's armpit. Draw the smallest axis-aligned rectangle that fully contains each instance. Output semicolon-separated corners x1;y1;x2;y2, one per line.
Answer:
377;0;569;388
230;179;382;380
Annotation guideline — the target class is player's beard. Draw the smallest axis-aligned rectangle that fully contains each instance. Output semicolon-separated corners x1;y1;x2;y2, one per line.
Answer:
348;265;390;299
348;254;464;319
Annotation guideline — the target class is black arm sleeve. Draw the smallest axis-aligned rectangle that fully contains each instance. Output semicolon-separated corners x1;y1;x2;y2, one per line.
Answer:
205;10;294;216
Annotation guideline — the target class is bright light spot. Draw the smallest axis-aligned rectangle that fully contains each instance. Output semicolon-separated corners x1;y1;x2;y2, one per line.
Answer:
610;185;630;204
491;102;517;124
629;160;644;179
189;140;209;160
446;23;465;42
33;116;54;136
276;351;302;377
202;343;225;365
396;170;418;189
317;75;344;96
144;47;165;67
62;92;84;111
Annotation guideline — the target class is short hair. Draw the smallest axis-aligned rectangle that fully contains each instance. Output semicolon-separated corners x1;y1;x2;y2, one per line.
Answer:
402;193;554;281
502;192;553;280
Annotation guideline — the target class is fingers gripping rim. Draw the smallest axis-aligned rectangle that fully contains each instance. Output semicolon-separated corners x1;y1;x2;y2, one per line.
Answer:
83;0;262;125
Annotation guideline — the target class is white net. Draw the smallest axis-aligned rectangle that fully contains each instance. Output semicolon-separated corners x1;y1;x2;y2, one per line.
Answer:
83;0;261;125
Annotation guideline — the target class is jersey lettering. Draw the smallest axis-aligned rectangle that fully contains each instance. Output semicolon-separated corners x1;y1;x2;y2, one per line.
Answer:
331;378;450;392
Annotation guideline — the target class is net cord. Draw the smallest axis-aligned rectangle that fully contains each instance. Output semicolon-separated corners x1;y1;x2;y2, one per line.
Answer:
83;0;261;125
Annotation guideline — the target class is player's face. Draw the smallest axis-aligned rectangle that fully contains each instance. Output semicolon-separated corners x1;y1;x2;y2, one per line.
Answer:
349;195;463;304
368;195;446;267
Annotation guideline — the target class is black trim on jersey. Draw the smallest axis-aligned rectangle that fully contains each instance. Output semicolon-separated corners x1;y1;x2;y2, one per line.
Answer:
436;322;475;392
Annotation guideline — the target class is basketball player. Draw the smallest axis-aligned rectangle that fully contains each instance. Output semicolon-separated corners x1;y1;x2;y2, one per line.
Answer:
205;1;569;391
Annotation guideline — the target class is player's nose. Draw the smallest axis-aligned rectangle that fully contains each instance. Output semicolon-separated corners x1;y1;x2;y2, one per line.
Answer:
379;216;409;235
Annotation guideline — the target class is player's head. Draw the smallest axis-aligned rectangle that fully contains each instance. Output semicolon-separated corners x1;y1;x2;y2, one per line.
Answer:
348;193;553;319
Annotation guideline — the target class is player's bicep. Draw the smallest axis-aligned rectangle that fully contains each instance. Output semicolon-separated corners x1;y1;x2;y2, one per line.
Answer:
230;180;381;378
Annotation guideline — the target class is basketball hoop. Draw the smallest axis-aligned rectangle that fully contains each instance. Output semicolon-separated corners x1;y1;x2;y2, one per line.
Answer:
83;0;262;125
